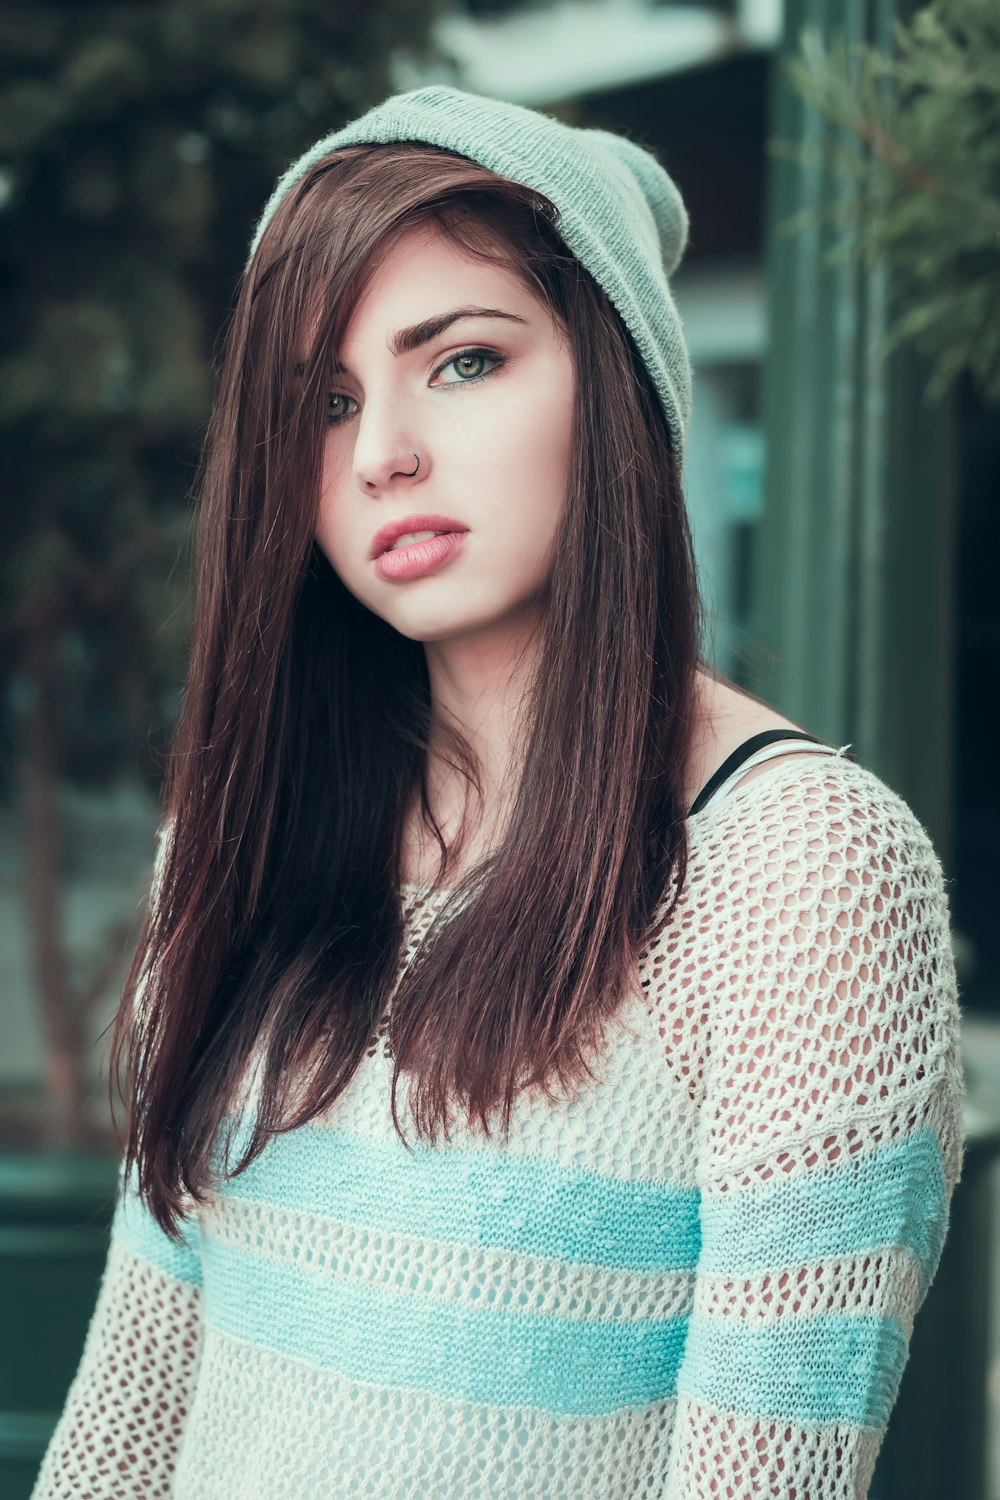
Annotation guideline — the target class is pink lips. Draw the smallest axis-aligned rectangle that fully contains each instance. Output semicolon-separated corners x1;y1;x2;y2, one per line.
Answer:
370;513;469;561
375;531;467;582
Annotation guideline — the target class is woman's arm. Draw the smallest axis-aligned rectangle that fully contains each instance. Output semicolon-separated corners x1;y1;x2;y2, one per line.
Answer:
664;767;966;1498
32;819;203;1497
30;1161;204;1498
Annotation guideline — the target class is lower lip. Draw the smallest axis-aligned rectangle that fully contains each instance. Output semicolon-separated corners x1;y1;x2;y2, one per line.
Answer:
374;531;468;582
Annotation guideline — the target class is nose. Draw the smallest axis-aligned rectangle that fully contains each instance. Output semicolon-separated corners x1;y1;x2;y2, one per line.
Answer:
356;451;421;491
354;425;425;494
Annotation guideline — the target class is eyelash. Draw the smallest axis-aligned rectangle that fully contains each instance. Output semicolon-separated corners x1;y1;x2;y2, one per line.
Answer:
324;347;506;427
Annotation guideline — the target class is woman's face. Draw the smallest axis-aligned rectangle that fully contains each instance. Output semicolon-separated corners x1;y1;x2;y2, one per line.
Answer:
315;221;576;645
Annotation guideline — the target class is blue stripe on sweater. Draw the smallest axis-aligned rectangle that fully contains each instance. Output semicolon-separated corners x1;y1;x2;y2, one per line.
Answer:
699;1126;949;1298
677;1313;910;1431
200;1236;689;1416
212;1119;703;1272
112;1167;202;1287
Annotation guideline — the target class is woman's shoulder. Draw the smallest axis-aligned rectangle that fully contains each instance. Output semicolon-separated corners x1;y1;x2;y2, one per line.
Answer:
641;714;960;1137
686;674;836;811
687;676;935;849
683;742;952;979
690;728;939;873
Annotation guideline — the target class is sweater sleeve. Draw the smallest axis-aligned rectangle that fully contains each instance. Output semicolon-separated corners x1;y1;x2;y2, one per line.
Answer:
664;765;967;1499
30;1162;204;1499
31;818;204;1499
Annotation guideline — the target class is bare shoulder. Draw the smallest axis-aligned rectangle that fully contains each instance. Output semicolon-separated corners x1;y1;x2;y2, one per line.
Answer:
686;672;828;809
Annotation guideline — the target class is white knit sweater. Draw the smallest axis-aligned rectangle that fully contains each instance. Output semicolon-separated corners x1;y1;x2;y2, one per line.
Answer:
32;745;966;1498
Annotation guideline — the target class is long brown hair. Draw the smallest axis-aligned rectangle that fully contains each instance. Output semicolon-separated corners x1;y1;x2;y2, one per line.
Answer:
108;140;711;1243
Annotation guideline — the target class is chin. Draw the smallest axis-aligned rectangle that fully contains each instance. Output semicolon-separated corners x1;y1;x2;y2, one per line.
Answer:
383;601;497;645
391;617;471;645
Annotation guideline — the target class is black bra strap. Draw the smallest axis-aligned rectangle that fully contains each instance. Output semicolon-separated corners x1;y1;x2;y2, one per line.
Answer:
687;730;834;818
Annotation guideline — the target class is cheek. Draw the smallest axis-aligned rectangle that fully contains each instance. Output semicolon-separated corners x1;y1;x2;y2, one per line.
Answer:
497;392;574;573
318;442;341;514
316;446;350;554
520;383;574;518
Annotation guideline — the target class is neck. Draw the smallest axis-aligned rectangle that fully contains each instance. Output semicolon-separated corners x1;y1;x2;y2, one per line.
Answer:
403;633;714;888
403;606;544;885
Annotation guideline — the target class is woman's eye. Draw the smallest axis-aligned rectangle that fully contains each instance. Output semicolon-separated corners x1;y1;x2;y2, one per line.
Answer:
325;351;500;423
326;392;359;427
434;348;504;385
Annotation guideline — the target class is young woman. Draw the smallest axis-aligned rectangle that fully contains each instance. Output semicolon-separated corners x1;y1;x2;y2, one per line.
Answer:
33;87;965;1500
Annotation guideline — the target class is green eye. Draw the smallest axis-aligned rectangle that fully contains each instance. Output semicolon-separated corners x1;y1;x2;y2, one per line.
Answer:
435;348;504;385
326;392;359;427
453;353;486;377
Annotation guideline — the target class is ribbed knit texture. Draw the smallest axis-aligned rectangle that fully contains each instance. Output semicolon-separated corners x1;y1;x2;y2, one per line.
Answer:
245;85;694;471
32;748;966;1498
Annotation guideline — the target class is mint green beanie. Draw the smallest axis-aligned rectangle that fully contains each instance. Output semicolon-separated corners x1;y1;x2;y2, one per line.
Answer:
248;85;693;471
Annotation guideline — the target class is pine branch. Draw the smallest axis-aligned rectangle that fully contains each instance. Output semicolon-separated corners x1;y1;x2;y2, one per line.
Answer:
774;0;1000;405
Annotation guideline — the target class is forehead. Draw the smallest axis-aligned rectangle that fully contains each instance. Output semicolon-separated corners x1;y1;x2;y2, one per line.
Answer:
343;222;531;333
294;219;544;371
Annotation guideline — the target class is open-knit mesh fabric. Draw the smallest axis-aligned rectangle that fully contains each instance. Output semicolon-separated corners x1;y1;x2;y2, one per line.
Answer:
31;752;965;1498
30;1238;203;1498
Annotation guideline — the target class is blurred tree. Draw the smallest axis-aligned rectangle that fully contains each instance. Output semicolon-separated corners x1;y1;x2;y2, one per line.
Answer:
774;0;1000;406
0;0;452;1147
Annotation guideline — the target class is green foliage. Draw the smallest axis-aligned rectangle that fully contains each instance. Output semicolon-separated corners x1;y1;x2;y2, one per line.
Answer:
775;0;1000;405
0;0;451;797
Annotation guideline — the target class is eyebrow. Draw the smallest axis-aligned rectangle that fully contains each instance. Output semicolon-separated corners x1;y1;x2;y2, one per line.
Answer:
296;306;530;378
390;305;528;357
329;305;529;375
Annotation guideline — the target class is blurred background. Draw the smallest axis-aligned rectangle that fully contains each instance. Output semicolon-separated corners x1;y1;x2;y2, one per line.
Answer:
1;0;997;1494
